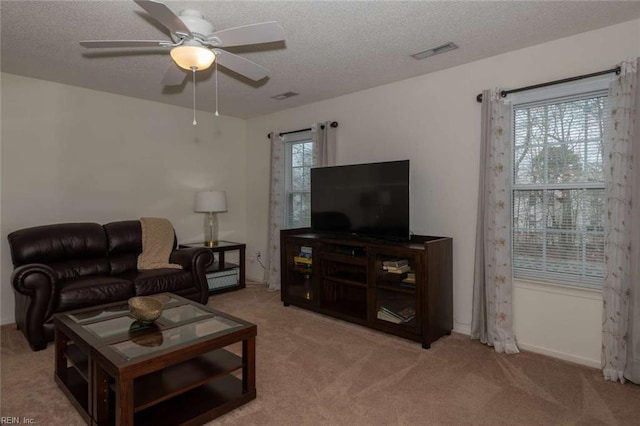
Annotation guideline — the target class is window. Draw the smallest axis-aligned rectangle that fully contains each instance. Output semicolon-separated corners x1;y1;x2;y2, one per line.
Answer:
284;131;314;228
511;80;609;288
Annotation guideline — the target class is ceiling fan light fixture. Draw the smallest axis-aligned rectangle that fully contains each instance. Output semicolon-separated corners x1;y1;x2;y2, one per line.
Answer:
170;45;215;71
79;1;287;124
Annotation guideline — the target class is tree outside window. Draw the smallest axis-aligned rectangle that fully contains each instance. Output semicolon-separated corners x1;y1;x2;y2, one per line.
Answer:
512;94;606;287
286;140;314;228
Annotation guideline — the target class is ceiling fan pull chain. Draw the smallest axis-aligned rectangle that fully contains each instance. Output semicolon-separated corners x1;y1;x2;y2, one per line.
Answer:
192;67;197;125
215;58;219;117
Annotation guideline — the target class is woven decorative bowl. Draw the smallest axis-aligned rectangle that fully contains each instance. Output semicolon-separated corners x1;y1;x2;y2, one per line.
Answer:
128;296;163;325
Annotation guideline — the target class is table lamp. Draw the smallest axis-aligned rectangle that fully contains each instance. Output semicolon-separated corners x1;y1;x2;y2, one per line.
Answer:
195;190;227;247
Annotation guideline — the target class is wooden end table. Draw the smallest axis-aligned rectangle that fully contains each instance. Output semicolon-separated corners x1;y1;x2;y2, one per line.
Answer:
179;241;246;294
54;293;256;425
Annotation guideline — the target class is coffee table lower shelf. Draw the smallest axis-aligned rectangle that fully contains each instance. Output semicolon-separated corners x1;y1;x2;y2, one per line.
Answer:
57;368;254;426
134;375;256;425
54;368;90;424
56;356;256;425
56;346;255;425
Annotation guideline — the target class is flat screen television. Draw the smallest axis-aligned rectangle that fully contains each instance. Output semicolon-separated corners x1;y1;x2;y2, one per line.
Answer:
310;160;410;241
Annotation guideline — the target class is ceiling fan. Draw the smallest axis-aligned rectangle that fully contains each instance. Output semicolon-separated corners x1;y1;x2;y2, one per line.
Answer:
81;0;285;84
80;0;285;122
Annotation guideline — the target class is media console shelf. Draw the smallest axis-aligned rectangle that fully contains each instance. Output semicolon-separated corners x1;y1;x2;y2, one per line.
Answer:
280;229;453;348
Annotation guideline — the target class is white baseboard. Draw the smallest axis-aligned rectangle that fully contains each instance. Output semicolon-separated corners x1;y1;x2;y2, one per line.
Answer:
245;274;266;284
1;316;15;326
451;322;599;369
516;341;600;369
453;322;471;335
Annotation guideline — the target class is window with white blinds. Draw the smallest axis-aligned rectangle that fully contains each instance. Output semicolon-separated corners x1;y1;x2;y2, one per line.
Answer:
284;131;313;229
512;86;608;288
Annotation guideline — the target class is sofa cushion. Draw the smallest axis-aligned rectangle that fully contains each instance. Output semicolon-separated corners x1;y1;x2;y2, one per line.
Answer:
104;220;143;275
7;223;110;279
58;276;135;312
119;269;193;296
105;220;178;275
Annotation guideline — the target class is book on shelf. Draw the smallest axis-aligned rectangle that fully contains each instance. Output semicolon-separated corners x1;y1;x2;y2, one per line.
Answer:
402;272;416;284
300;246;313;255
378;305;415;323
382;259;408;268
377;310;402;324
385;264;411;274
293;256;312;264
381;306;415;322
293;256;312;269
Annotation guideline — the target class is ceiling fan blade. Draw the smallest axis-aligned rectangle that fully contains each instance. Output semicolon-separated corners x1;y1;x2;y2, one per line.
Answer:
214;50;269;81
80;40;171;48
134;0;192;36
161;61;187;86
207;22;285;47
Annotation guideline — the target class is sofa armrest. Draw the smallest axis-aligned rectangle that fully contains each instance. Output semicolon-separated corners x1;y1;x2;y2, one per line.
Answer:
12;263;58;313
11;263;58;350
170;248;214;304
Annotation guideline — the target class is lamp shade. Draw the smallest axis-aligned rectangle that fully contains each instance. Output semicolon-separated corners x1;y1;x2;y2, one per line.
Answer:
195;190;227;212
170;45;216;71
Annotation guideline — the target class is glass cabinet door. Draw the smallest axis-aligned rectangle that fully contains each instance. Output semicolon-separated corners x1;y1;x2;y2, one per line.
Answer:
372;252;421;333
284;241;316;303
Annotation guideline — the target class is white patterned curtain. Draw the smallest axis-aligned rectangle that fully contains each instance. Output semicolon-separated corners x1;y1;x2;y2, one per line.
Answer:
602;58;639;384
265;131;285;290
265;123;337;291
471;89;519;354
311;121;337;167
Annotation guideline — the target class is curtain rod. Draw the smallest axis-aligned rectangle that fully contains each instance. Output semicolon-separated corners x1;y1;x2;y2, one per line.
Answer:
267;121;338;139
475;66;621;103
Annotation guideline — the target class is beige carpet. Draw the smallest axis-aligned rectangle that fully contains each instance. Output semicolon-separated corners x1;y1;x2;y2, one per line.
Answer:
2;284;640;425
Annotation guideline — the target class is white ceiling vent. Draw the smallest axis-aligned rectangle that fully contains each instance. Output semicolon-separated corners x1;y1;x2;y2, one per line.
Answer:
411;42;458;60
271;91;299;100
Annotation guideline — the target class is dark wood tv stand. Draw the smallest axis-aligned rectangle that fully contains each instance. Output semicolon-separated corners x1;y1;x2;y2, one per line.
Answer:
280;229;453;348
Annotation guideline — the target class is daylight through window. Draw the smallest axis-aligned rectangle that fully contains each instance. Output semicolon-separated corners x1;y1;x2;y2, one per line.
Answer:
512;88;608;288
285;133;314;228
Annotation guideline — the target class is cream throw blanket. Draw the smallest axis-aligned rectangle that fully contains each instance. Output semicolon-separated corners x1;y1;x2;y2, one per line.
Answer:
137;217;182;270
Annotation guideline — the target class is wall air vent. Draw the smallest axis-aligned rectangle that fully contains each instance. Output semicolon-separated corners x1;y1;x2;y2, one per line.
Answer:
271;91;299;100
411;42;458;60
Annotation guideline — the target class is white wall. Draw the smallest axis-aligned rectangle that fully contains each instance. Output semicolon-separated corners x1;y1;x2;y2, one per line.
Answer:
245;19;640;366
0;73;247;325
514;280;603;368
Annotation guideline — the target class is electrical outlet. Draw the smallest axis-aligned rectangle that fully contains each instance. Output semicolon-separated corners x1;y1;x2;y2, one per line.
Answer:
248;251;261;263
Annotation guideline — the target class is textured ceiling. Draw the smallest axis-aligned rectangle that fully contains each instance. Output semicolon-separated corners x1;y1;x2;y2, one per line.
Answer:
2;1;640;119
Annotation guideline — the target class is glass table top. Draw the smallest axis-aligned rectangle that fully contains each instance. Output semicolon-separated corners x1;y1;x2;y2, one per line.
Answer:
69;294;181;324
58;293;252;364
56;293;256;364
69;303;130;323
85;315;143;339
160;304;210;324
109;315;243;360
77;294;197;340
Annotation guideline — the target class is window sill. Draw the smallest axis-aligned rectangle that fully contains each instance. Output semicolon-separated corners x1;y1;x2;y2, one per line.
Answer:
514;278;602;300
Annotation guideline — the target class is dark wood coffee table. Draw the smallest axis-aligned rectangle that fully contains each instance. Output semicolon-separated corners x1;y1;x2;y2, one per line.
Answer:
53;293;256;425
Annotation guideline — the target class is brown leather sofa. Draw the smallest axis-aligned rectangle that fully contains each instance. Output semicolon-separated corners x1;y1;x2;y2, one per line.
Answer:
7;220;214;351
